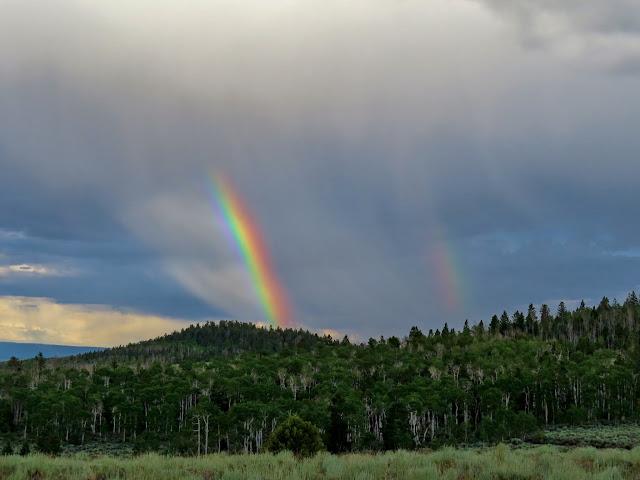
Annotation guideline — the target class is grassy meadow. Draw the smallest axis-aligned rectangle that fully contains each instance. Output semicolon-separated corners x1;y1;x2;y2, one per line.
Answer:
3;446;640;480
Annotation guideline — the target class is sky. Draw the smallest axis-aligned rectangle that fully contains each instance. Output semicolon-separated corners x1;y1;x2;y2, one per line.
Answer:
1;0;640;347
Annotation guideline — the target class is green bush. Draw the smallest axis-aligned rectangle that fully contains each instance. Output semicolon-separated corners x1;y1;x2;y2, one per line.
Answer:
265;415;324;457
1;439;13;455
133;431;161;455
36;433;61;455
19;440;30;456
541;425;640;449
168;435;197;457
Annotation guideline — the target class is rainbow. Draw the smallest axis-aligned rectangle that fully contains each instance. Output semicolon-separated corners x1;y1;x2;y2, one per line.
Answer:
428;225;466;311
208;173;294;328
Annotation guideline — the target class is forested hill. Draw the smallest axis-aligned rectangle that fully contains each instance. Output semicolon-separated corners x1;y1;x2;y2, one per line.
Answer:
75;320;339;365
77;290;640;366
2;292;640;454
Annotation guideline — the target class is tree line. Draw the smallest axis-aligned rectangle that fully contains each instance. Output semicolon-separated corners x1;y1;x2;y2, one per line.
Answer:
2;292;640;454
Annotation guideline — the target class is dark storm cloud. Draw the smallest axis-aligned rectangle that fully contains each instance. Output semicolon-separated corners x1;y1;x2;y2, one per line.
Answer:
1;0;639;343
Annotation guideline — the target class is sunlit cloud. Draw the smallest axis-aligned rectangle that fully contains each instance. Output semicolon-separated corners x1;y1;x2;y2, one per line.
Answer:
0;264;68;277
0;296;191;347
318;328;362;344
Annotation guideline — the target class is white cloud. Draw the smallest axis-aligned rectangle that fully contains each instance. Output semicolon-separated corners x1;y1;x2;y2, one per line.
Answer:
0;230;25;240
0;296;191;347
0;264;68;277
605;248;640;258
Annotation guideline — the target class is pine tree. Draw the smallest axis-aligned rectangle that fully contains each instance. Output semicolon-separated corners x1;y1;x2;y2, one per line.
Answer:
499;311;511;335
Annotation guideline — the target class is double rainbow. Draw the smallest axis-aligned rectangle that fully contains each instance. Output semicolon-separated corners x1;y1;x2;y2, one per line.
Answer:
208;173;294;328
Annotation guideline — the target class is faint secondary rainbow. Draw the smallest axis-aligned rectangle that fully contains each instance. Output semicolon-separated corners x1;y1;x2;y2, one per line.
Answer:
207;173;294;328
428;225;467;311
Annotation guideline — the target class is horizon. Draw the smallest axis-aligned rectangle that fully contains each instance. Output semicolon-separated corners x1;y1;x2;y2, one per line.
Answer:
1;291;631;352
2;1;640;347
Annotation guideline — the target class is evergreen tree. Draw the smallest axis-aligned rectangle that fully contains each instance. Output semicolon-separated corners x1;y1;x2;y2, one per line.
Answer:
35;352;46;371
499;311;511;335
526;304;537;335
489;315;500;336
475;320;486;337
540;304;552;339
7;356;21;373
388;336;401;349
513;311;525;333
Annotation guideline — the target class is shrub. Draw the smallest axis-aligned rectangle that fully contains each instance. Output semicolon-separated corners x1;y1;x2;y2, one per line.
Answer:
1;439;13;455
265;415;324;458
168;436;197;456
19;440;30;456
36;433;61;455
133;431;161;455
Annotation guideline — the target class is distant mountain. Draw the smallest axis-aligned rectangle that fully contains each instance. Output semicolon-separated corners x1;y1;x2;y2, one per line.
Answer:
0;342;104;361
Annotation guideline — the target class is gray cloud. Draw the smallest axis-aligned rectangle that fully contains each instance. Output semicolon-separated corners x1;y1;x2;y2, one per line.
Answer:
474;0;640;74
1;0;639;341
476;0;640;35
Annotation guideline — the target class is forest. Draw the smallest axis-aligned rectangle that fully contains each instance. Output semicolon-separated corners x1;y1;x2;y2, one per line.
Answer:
2;292;640;456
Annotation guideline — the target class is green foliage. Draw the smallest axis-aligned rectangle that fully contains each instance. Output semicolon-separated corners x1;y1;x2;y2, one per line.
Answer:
35;352;46;373
327;394;349;453
383;401;413;450
2;439;13;455
541;425;640;449
0;399;12;433
7;356;21;373
168;434;197;457
77;320;338;365
133;431;161;455
265;415;324;457
36;432;61;455
19;440;30;456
